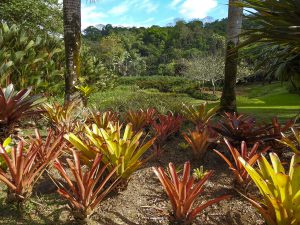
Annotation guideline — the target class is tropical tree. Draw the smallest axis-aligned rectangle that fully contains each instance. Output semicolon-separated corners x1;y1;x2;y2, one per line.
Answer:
184;54;224;94
220;0;243;112
0;0;63;35
237;0;300;88
63;0;81;104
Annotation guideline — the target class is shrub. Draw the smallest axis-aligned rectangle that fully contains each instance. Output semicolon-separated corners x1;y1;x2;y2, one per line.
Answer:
188;91;219;101
153;161;230;225
53;150;119;222
214;139;269;189
118;76;196;94
89;86;188;114
0;23;64;92
239;153;300;225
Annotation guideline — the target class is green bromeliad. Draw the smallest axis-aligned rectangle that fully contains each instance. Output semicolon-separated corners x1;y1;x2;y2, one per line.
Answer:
65;123;155;180
239;153;300;225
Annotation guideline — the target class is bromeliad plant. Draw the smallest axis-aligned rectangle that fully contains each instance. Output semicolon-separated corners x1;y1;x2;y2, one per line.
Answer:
183;127;214;160
181;103;219;126
264;117;294;153
239;153;300;225
151;112;183;147
0;84;44;138
213;112;266;146
193;166;209;180
0;130;64;206
65;123;155;183
278;127;300;154
42;101;84;133
214;138;270;189
88;110;119;129
0;137;13;171
53;150;120;223
153;161;230;225
124;108;156;132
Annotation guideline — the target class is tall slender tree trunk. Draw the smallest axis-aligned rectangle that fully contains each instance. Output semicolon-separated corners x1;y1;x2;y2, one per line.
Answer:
63;0;81;104
220;0;243;112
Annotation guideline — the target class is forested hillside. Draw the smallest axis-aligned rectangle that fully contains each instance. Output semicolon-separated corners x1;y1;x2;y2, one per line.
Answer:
83;19;234;77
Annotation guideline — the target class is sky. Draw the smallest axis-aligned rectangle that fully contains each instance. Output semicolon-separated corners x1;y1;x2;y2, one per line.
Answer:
81;0;229;29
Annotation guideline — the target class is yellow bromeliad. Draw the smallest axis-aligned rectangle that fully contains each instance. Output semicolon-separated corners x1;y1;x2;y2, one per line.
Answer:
239;153;300;225
0;137;13;170
278;128;300;154
65;123;155;180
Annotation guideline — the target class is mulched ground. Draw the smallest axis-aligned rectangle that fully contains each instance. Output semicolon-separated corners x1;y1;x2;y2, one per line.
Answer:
0;135;268;225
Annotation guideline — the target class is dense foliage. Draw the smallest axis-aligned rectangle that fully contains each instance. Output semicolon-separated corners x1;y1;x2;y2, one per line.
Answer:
83;20;226;77
0;0;63;35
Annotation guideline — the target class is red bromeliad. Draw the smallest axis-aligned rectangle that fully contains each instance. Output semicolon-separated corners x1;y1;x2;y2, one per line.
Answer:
125;108;157;132
153;161;230;224
214;138;270;189
0;130;64;205
53;150;120;222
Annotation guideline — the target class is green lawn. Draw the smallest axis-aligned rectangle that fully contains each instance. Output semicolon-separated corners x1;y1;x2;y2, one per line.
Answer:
237;83;300;121
88;81;300;121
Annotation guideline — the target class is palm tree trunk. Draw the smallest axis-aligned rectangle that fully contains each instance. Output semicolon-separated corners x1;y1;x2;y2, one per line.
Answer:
63;0;81;104
220;0;243;112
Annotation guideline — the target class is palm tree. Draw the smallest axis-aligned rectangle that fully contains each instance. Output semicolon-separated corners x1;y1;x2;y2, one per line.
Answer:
220;0;243;112
63;0;81;104
238;0;300;83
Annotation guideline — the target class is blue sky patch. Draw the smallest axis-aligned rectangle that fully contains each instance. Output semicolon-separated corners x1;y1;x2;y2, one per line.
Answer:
81;0;228;29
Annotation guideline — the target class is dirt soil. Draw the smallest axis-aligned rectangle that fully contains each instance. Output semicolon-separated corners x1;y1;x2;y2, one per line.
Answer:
0;135;269;225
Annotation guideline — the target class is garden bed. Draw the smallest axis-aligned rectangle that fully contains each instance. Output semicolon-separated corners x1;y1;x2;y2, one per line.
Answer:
0;137;267;225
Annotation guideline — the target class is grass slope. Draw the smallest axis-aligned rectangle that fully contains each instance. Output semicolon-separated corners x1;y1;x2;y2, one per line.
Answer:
89;81;299;120
237;83;300;121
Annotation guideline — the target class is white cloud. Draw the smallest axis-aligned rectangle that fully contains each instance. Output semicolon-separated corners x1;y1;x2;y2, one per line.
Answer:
179;0;217;18
109;4;129;16
81;4;107;29
138;0;158;13
170;0;184;7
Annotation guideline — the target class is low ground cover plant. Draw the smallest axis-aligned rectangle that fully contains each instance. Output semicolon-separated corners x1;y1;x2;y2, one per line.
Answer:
213;112;267;145
42;101;83;133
